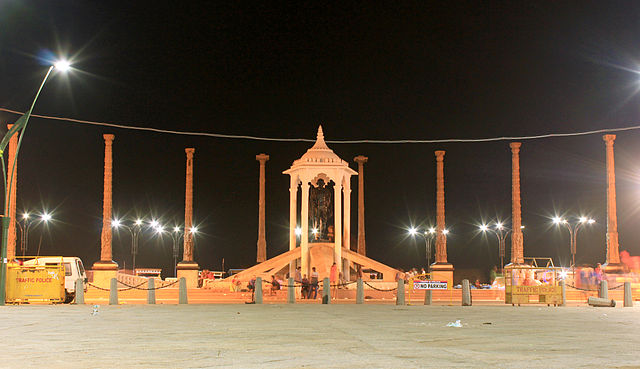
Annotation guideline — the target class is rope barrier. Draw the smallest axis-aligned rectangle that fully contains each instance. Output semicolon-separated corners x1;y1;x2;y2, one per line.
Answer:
566;283;626;291
88;279;180;291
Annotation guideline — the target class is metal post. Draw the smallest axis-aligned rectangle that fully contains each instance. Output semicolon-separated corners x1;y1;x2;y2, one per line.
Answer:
356;278;364;304
147;278;156;304
0;217;9;305
462;279;471;306
109;278;118;305
179;277;188;304
599;280;608;300
424;289;432;305
323;277;330;304
255;277;263;304
287;277;295;304
396;278;405;305
624;282;632;307
73;278;84;305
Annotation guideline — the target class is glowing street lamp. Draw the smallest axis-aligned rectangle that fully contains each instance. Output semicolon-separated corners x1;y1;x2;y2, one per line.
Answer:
479;221;512;273
408;226;437;270
170;226;183;277
0;59;72;304
17;212;34;257
553;215;595;275
112;218;144;273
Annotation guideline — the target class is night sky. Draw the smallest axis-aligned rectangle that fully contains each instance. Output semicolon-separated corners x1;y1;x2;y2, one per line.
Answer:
2;2;640;277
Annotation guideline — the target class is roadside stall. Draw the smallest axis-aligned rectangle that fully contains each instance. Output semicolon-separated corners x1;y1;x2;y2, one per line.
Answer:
505;258;562;306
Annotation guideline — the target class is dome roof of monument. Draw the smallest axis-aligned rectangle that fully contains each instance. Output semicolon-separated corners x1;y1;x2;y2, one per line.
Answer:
295;126;343;164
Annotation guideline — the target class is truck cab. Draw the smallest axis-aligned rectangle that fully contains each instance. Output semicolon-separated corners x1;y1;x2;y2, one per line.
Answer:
22;257;87;303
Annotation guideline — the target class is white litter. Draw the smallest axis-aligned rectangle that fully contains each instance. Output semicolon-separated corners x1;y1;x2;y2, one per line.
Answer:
91;305;99;316
447;320;462;327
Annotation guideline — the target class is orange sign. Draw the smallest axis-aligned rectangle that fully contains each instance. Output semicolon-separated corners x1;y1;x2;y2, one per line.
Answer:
512;285;558;295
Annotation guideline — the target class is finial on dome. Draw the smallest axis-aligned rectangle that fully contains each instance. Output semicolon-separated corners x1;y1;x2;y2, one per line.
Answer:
317;125;324;140
311;125;329;150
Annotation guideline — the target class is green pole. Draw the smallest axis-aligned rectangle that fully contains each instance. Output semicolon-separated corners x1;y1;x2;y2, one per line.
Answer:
0;66;54;306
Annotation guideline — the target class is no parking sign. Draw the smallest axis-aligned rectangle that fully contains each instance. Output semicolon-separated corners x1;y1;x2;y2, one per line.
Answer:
413;280;448;290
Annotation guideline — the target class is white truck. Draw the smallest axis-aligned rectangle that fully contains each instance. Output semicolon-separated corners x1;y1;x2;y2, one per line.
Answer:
22;257;88;303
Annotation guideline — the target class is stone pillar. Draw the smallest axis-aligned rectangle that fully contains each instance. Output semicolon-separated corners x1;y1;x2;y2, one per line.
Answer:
177;148;199;288
6;124;17;260
288;176;298;276
510;142;524;265
342;178;351;280
354;155;368;255
431;151;453;287
603;135;624;273
301;181;310;277
256;153;269;263
334;182;342;272
92;134;118;287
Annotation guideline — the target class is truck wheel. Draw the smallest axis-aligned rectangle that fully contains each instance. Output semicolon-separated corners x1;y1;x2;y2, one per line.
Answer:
64;292;75;304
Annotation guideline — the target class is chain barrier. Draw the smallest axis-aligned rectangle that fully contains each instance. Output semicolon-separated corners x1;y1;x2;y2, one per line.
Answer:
363;281;397;292
261;279;359;288
88;279;180;292
566;283;625;291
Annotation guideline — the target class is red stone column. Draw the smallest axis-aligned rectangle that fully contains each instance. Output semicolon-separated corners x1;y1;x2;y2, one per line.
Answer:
92;134;118;286
510;142;524;264
431;151;453;287
177;148;199;287
5;124;17;260
602;135;624;272
354;155;368;255
256;153;269;263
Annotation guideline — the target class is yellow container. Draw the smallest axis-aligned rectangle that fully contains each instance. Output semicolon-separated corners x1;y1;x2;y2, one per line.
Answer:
6;262;65;303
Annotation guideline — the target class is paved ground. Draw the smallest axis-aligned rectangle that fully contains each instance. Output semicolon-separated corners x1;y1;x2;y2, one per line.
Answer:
1;304;639;368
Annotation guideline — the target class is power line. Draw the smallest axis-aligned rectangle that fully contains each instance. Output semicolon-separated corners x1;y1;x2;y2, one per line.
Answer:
1;107;638;144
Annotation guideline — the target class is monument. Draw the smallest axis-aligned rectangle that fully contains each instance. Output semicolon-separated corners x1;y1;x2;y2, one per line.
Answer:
177;148;199;288
229;126;399;283
509;142;524;265
354;155;368;256
6;124;17;260
430;150;454;287
602;135;625;273
256;153;269;263
92;134;118;287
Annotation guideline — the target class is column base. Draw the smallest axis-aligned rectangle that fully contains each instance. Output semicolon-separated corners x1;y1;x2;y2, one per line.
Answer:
92;261;118;288
177;261;200;289
603;262;627;274
430;262;454;290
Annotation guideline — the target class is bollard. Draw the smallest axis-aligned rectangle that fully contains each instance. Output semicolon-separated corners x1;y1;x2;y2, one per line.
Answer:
599;280;608;300
73;279;85;305
287;277;295;304
424;289;432;305
587;296;615;307
179;277;188;304
323;277;330;304
396;279;405;305
624;282;632;307
147;278;156;305
109;278;118;305
255;277;263;304
560;280;566;307
356;278;364;304
462;279;471;306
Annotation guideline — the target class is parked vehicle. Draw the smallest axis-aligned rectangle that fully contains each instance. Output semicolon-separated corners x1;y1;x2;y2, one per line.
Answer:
22;257;88;303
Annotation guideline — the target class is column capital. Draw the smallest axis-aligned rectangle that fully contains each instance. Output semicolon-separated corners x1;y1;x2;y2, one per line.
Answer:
435;150;445;159
354;155;368;164
256;153;270;162
603;134;616;144
185;148;195;156
509;142;521;151
103;134;115;142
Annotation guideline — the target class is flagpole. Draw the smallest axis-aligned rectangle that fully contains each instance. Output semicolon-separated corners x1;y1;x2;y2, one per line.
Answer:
0;65;54;306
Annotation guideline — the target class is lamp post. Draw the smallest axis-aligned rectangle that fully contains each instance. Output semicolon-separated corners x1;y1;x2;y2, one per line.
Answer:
112;218;143;274
552;216;595;276
0;60;70;305
479;222;511;273
409;227;438;271
18;212;33;257
170;226;183;277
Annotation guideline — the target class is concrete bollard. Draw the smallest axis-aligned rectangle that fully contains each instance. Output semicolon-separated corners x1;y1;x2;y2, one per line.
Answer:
396;279;405;305
287;277;295;304
560;280;566;307
624;281;632;307
147;278;156;305
179;277;188;304
109;278;118;305
462;279;471;306
588;296;615;307
323;277;330;304
424;289;432;305
255;277;263;304
73;279;84;305
356;278;364;304
599;280;608;299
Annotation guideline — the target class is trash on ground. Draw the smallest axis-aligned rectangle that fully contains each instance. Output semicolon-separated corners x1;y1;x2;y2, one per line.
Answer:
446;320;462;327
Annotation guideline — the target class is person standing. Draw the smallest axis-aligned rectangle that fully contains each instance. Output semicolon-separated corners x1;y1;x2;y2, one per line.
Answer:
295;266;302;299
309;267;319;299
330;262;338;299
301;274;310;299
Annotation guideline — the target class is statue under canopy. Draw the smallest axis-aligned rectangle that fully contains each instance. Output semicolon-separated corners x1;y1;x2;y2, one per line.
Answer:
309;178;334;241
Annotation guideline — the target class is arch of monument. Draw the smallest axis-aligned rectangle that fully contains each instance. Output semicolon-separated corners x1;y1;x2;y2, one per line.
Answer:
230;126;399;282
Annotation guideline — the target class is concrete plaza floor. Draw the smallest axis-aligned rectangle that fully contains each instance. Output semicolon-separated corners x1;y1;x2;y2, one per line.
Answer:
1;304;639;368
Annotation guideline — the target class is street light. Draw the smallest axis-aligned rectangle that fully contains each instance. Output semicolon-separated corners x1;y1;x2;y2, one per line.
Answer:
0;59;70;305
17;212;34;257
479;221;511;273
170;226;183;277
408;226;437;270
552;215;595;275
112;218;143;273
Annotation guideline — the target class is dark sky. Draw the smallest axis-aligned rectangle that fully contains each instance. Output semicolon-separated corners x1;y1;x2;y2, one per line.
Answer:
1;1;640;276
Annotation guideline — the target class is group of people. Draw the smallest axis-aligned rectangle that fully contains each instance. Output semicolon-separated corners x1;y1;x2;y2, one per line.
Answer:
295;266;320;299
